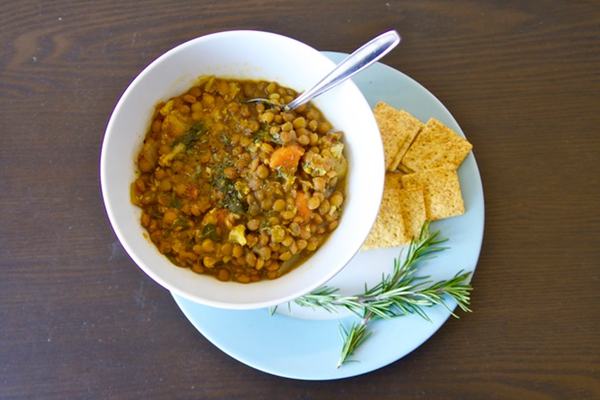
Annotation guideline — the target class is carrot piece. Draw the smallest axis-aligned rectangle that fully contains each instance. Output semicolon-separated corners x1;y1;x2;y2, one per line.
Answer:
295;191;311;220
269;145;305;171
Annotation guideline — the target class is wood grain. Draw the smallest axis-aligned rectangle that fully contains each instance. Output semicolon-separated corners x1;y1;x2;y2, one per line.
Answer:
1;0;599;398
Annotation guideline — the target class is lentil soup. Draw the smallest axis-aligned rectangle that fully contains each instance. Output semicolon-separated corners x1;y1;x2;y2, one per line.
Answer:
131;77;347;283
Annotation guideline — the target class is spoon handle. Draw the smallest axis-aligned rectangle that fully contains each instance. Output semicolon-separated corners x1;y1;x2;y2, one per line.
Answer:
286;30;401;110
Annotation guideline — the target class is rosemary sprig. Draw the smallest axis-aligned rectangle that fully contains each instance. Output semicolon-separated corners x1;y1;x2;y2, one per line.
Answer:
294;222;473;368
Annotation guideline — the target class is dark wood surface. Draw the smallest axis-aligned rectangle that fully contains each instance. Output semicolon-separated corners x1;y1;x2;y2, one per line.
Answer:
2;1;599;398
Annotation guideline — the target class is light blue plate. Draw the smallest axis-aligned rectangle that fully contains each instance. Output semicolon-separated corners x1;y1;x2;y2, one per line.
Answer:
172;52;485;380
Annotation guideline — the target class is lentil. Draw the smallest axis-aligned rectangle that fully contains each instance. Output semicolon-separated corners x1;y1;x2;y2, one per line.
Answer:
131;77;347;282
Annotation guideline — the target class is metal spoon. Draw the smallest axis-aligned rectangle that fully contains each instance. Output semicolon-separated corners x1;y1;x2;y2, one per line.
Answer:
247;30;401;111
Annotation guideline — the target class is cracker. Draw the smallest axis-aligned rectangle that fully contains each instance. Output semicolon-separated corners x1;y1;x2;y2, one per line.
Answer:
398;188;426;240
401;167;465;221
389;111;424;170
373;102;423;171
400;118;472;172
384;171;403;191
397;163;414;174
362;173;409;250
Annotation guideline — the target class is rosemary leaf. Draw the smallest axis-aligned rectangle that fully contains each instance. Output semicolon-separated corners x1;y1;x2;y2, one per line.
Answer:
336;316;373;368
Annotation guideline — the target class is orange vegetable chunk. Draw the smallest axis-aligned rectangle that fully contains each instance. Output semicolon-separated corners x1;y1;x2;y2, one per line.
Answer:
269;145;305;171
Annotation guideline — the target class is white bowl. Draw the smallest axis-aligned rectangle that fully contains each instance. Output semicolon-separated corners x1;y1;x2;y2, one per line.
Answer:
100;30;384;309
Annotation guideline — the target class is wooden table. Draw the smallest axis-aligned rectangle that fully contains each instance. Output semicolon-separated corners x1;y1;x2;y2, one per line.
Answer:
2;1;598;398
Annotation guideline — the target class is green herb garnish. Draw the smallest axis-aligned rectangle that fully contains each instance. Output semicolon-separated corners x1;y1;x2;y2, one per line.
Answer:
165;218;188;232
200;223;220;242
214;175;247;215
291;222;473;368
251;123;283;145
174;122;207;149
171;193;183;209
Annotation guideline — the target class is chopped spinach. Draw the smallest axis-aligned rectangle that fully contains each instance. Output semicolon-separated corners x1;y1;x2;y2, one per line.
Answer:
171;193;183;209
174;122;207;149
251;123;282;145
214;175;247;214
223;195;246;214
166;218;188;232
251;128;268;143
201;223;220;242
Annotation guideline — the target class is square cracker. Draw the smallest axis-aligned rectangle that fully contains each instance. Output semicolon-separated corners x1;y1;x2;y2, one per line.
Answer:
401;167;465;221
362;173;409;250
389;111;424;171
373;103;423;171
398;188;426;240
400;118;472;172
384;171;403;191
